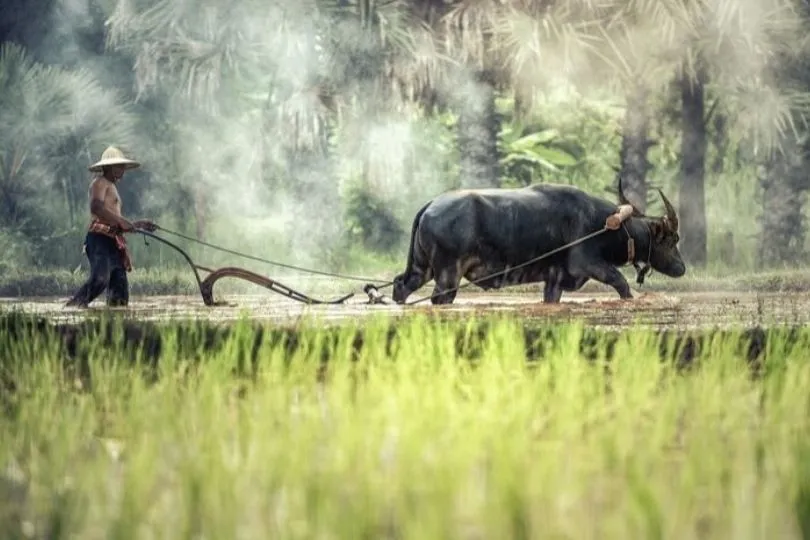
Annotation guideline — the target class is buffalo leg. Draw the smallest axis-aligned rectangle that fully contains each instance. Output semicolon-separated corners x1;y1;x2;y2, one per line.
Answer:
543;266;590;303
543;267;565;303
543;281;563;303
430;262;461;305
585;265;633;299
405;269;432;297
568;253;633;300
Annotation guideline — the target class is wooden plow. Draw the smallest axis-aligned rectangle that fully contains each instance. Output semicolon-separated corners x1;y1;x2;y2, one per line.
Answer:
138;231;357;306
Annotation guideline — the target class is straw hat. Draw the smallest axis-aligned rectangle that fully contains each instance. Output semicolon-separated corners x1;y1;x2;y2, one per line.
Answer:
88;146;141;172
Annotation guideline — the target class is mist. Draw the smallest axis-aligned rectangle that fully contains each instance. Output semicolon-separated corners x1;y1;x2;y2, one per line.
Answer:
114;1;459;270
4;0;808;275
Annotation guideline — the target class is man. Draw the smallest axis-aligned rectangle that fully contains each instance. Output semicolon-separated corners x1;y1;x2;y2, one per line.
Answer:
65;146;158;308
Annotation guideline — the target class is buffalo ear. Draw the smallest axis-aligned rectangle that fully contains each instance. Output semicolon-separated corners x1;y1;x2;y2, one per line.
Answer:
648;220;666;242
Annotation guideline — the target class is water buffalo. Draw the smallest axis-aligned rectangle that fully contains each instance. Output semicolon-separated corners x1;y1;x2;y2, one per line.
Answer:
391;179;686;305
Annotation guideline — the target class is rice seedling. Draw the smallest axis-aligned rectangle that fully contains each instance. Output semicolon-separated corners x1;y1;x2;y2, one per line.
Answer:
0;312;808;539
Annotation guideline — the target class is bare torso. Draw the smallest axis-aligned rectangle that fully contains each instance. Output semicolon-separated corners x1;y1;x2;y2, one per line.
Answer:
89;176;122;224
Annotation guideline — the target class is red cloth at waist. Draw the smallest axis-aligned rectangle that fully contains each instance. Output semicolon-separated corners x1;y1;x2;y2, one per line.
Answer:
87;219;133;272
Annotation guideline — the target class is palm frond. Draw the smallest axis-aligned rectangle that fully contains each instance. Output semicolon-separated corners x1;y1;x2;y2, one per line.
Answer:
489;2;611;100
0;43;76;151
723;77;810;157
107;0;292;111
440;0;501;69
0;40;140;230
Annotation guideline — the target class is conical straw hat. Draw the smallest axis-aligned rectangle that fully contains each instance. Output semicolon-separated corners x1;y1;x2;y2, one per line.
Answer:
88;146;141;172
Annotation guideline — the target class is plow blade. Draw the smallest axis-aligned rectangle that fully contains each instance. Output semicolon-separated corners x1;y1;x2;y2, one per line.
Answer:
199;266;355;306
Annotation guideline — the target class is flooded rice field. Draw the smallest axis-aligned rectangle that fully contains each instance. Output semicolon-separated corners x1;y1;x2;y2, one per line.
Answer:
1;287;809;330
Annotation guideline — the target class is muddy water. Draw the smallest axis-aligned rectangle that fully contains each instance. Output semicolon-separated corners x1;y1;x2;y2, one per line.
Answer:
1;289;808;330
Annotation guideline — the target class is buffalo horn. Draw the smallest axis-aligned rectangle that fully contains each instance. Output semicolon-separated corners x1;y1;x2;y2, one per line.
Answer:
658;189;678;230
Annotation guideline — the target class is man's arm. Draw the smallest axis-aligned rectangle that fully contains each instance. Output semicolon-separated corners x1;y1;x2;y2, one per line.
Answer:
89;180;135;231
132;219;158;232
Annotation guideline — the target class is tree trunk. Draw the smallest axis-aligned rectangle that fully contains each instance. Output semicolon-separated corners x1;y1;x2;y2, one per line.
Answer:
193;187;206;239
679;61;708;266
757;140;808;268
284;118;341;266
456;69;501;188
62;175;75;228
618;84;652;212
711;108;727;174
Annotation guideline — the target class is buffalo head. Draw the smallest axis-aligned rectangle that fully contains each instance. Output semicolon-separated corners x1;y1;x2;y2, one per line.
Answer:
618;177;686;278
392;273;408;303
392;271;422;304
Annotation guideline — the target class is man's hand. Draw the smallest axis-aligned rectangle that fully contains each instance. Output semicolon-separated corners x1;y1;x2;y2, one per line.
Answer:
133;219;159;232
118;219;136;232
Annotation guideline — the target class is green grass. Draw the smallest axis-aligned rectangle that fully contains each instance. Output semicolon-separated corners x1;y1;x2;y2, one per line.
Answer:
0;268;197;298
1;312;810;538
2;264;809;299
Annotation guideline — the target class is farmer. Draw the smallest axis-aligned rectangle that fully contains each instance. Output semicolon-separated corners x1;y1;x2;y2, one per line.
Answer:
65;146;158;308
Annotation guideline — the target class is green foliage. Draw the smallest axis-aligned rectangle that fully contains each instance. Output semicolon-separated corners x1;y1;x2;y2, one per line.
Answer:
0;41;140;269
499;125;579;187
0;268;196;298
500;91;626;197
344;185;405;254
1;315;810;536
0;229;34;274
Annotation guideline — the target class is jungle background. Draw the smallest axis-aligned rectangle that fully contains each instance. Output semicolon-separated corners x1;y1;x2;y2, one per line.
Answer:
2;0;810;297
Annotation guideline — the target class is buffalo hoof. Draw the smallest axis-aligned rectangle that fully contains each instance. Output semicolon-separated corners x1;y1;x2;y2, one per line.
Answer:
430;295;455;305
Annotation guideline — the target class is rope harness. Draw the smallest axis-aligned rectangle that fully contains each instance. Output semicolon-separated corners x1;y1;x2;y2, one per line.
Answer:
622;222;654;285
152;227;393;286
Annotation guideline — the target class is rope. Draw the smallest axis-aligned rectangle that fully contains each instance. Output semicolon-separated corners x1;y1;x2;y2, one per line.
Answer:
148;227;390;285
405;227;610;306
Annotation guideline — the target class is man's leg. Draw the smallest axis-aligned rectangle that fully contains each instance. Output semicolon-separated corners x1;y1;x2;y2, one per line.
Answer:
106;267;129;307
65;235;112;307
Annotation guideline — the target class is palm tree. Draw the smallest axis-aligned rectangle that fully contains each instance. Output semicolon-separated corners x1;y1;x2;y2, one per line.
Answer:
434;0;533;189
753;0;810;268
425;0;613;189
432;0;810;267
587;11;665;212
606;0;809;267
105;0;305;242
756;133;810;267
0;42;138;265
104;0;452;264
436;0;502;188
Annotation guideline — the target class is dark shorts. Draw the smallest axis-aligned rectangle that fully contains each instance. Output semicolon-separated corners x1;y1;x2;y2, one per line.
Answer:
66;232;129;307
